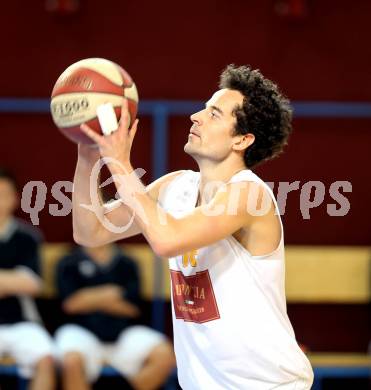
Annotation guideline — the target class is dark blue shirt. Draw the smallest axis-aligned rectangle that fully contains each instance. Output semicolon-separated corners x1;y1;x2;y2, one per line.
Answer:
56;246;141;342
0;218;42;324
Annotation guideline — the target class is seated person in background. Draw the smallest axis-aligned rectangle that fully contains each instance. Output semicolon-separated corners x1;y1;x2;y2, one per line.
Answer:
55;243;175;390
0;168;55;390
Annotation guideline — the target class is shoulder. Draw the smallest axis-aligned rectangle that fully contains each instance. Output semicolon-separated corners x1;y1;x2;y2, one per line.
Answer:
146;170;187;200
155;170;187;183
211;176;275;220
226;170;276;209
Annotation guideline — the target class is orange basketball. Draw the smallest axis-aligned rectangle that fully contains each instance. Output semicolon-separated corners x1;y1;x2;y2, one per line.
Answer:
51;58;139;144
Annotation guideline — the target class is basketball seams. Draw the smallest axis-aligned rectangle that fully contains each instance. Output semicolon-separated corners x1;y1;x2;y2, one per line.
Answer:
61;58;124;86
52;68;124;97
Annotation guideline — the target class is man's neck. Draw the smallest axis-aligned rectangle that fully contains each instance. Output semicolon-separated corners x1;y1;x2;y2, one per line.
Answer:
197;158;247;203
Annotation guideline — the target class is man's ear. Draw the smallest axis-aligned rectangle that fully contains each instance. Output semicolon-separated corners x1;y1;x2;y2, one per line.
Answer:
232;133;255;151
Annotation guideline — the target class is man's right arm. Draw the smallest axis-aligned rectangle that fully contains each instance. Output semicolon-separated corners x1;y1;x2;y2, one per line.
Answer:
72;144;142;246
72;144;183;247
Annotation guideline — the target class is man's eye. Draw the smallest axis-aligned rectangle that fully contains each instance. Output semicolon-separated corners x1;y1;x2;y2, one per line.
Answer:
210;111;218;118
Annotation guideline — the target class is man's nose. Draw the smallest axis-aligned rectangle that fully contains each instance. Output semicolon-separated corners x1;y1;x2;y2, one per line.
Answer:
190;110;203;125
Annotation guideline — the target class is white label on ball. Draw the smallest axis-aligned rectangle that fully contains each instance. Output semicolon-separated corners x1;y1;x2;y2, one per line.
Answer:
97;103;119;135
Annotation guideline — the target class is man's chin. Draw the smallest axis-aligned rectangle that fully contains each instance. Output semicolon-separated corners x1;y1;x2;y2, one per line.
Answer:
184;142;192;155
184;140;203;159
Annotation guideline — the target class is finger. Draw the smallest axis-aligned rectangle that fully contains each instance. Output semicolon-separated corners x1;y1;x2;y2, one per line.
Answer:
129;119;139;141
119;98;129;130
80;123;105;145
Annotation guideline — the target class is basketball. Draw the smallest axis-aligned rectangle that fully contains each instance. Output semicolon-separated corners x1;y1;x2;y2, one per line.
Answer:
50;58;139;144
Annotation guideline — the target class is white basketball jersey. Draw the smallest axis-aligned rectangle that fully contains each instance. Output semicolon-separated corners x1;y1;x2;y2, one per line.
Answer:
160;170;314;390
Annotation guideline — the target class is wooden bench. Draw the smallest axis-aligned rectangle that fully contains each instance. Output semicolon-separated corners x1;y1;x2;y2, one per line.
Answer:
40;244;371;302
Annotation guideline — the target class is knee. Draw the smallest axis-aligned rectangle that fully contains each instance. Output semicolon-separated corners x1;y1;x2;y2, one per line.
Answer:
35;355;55;373
62;351;86;374
150;341;176;370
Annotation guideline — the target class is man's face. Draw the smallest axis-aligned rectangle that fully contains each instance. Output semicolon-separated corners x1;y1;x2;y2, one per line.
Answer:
0;179;18;220
184;88;245;163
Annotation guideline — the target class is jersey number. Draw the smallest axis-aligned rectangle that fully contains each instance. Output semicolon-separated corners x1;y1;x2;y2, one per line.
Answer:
182;250;198;268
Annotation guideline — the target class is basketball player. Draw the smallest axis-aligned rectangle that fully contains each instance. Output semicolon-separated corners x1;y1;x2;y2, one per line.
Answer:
74;65;314;389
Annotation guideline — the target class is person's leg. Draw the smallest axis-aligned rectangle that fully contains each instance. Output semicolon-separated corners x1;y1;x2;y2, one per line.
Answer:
61;351;90;390
29;355;55;390
109;326;176;390
55;324;103;390
8;322;56;390
130;342;176;390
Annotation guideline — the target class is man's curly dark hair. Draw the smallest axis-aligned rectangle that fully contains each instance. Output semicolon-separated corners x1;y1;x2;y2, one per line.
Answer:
219;65;293;168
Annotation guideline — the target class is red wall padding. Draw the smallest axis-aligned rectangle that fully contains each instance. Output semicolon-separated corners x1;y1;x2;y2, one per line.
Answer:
1;1;370;243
